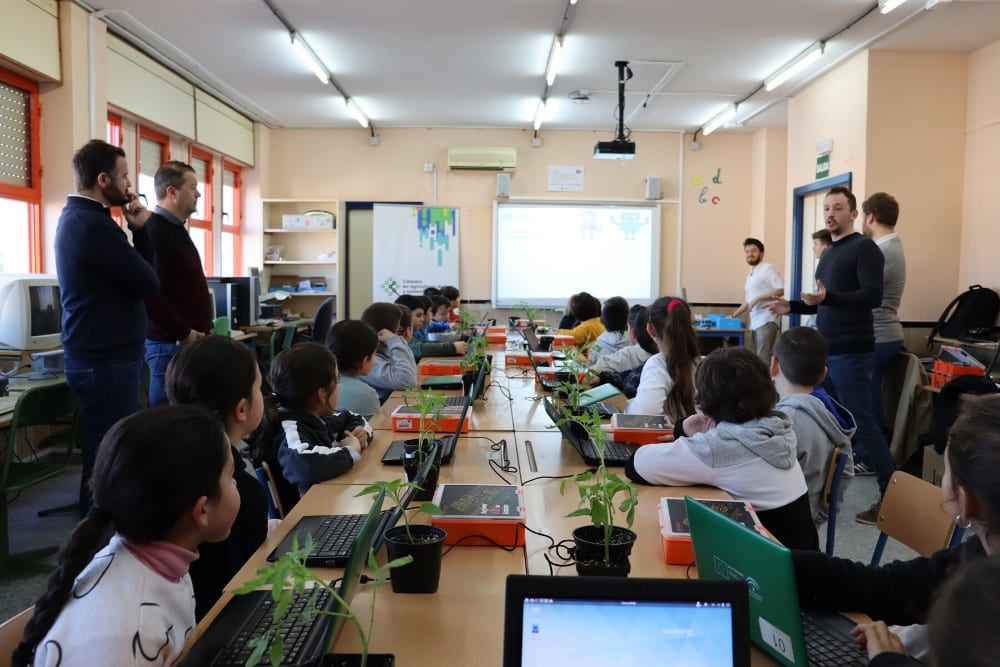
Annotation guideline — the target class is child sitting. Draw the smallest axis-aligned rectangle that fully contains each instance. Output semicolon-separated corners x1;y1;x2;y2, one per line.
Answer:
626;296;699;421
626;347;818;551
359;301;419;401
441;284;461;322
555;291;606;347
594;305;658;398
772;327;857;524
251;342;371;512
425;295;452;333
326;319;382;418
13;406;239;666
395;294;467;358
165;335;268;620
590;296;630;362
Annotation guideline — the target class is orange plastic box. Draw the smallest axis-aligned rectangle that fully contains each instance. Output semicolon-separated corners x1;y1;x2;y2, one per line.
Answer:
610;413;674;445
487;325;507;335
431;484;526;546
418;360;462;376
931;345;985;388
535;365;588;383
485;332;507;344
505;350;554;367
551;334;575;350
657;497;763;565
390;405;470;433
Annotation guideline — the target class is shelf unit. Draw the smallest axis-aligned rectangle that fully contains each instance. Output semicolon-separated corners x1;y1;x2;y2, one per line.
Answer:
261;198;340;315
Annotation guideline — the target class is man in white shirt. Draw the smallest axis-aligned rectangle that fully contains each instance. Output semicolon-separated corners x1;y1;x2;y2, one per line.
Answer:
733;237;784;364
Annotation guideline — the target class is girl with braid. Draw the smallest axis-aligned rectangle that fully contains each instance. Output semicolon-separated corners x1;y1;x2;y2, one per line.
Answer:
12;406;239;666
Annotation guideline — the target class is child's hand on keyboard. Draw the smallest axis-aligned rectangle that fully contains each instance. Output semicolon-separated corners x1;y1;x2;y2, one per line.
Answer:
341;433;363;455
851;621;907;660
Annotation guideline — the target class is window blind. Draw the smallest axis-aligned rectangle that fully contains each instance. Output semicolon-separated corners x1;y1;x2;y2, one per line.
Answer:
0;80;30;188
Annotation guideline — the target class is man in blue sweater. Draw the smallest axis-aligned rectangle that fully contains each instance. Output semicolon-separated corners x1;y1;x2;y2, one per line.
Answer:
55;140;160;515
770;186;895;523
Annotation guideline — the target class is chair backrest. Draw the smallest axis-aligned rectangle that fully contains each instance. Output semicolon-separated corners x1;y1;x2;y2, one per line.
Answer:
0;607;33;661
820;446;848;556
211;316;231;336
3;384;80;482
312;297;336;343
254;461;285;519
871;471;957;566
268;324;297;359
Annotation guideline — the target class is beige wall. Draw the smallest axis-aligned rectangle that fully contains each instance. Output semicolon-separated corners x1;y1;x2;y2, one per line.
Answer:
750;127;788;276
960;39;1000;293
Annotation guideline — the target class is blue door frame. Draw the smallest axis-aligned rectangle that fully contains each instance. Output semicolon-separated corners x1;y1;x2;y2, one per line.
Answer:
788;172;852;326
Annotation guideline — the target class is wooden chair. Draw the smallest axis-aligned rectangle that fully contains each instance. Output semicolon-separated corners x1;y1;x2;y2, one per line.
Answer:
254;461;285;520
0;607;33;662
870;471;963;566
820;445;849;556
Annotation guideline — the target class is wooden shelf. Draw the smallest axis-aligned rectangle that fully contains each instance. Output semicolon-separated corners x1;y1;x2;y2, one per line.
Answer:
263;228;336;234
264;260;337;265
277;291;337;297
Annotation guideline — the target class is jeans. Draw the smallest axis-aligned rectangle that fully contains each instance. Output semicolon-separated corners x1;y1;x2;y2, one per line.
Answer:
145;340;180;408
64;357;142;516
872;340;904;433
826;351;896;495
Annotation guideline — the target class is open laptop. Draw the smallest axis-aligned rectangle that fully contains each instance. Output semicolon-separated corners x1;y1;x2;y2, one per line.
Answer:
267;451;435;567
381;380;477;465
444;356;489;407
686;497;869;667
181;488;387;667
502;574;750;667
521;327;565;359
541;396;636;466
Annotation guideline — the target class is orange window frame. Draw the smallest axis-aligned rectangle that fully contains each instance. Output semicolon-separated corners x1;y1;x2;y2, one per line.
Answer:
222;160;242;274
107;112;123;147
189;146;214;275
0;68;42;272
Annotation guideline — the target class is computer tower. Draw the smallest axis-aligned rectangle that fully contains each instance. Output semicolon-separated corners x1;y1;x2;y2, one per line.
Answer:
208;281;238;329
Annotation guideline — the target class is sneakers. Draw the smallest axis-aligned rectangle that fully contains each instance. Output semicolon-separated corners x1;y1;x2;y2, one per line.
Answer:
856;501;881;525
853;457;876;476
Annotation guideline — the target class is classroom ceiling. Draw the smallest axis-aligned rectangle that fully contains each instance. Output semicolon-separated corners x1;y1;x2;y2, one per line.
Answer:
82;0;1000;135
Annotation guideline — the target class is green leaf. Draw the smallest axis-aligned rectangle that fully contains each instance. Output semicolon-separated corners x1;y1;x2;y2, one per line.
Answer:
246;636;267;667
269;634;284;667
384;555;415;569
418;501;443;516
566;508;591;518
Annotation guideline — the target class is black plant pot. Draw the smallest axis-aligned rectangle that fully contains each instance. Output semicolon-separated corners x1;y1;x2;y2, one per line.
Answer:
571;525;637;577
461;368;488;400
538;334;555;352
383;525;447;594
402;438;441;501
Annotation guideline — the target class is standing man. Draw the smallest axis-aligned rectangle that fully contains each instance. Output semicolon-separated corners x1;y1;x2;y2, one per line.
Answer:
803;230;833;328
733;237;784;364
769;186;895;523
144;161;212;407
861;192;906;453
55;140;159;515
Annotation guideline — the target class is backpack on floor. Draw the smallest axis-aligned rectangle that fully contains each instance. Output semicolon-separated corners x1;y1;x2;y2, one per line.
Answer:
927;284;1000;349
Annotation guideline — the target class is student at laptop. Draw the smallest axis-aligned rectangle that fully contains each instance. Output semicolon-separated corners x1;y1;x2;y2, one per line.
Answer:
326;320;381;418
593;305;658;398
426;295;453;333
772;327;857;524
441;284;461;322
395;295;467;359
165;335;268;620
12;406;239;667
359;301;419;402
627;347;819;550
589;296;630;362
626;296;699;420
792;394;1000;661
556;291;605;347
251;343;371;512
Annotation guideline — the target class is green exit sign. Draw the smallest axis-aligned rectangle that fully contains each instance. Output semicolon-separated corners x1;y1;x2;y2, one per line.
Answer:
816;155;830;179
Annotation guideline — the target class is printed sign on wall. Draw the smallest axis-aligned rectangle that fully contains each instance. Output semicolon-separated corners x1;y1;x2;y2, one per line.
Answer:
373;204;460;301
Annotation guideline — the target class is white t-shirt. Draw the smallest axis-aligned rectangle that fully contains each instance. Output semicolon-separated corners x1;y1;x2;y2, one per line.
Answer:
744;261;783;331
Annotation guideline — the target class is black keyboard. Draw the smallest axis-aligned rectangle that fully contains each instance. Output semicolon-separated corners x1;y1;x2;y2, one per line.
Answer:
580;438;633;464
445;395;470;407
313;514;367;559
802;613;869;666
212;588;333;666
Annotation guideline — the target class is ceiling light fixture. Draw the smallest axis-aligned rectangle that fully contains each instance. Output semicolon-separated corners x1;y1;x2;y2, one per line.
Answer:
345;98;370;128
878;0;909;13
533;99;547;130
763;41;825;92
290;31;330;84
545;37;564;86
701;103;738;136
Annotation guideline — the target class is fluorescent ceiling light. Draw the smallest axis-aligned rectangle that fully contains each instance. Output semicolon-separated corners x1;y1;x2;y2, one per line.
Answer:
879;0;909;13
763;42;825;92
345;98;370;128
545;37;564;87
533;99;547;130
570;0;578;4
701;104;737;136
290;32;329;85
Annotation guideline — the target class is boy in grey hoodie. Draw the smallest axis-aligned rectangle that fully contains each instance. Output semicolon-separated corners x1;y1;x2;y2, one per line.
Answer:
359;302;418;402
773;327;857;525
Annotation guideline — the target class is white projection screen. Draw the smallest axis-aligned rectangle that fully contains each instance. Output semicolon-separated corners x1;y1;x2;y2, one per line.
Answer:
492;201;661;307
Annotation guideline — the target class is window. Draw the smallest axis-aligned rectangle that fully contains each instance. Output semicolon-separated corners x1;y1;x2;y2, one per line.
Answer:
106;112;123;147
0;68;41;272
221;161;242;276
137;126;169;208
189;147;214;275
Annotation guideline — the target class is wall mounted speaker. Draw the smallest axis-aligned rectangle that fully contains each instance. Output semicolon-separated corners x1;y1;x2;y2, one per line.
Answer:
645;176;662;200
497;173;511;198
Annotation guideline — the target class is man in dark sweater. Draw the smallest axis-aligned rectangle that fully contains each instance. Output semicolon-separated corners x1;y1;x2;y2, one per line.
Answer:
144;161;212;406
770;186;895;522
55;140;159;515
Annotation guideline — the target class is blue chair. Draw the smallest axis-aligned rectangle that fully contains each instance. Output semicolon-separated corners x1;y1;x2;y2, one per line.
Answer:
870;471;962;566
254;462;284;520
821;446;849;556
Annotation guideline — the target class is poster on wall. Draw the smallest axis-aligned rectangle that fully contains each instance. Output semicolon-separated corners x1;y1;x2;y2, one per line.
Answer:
372;204;460;301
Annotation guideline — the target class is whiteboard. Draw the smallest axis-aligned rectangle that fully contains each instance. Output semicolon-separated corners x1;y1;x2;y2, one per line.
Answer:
492;202;660;307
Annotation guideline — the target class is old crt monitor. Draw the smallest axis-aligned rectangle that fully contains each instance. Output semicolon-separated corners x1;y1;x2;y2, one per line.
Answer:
0;274;62;350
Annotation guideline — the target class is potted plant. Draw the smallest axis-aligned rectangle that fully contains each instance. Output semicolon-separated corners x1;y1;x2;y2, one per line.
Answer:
234;535;411;667
401;388;447;500
559;408;638;576
460;335;490;398
357;478;446;594
454;308;479;337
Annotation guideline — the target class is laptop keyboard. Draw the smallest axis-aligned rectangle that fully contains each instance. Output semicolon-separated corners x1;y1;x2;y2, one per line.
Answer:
580;438;633;464
212;587;333;666
445;395;469;407
312;513;367;559
802;614;869;666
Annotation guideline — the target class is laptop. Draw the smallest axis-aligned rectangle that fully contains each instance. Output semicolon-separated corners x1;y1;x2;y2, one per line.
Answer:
686;497;869;666
420;374;464;390
521;327;565;359
502;574;750;667
381;380;477;465
267;452;435;566
181;488;387;667
541;396;637;466
444;357;488;408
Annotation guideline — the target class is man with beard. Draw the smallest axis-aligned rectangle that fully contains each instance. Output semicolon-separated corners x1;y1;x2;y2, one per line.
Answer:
732;237;784;364
55;139;159;515
769;186;893;523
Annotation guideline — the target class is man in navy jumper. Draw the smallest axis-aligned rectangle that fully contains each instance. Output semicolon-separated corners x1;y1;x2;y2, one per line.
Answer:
55;140;159;515
144;161;212;406
769;186;895;523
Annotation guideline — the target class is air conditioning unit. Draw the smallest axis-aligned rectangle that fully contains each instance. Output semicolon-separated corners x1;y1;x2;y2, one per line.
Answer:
447;146;517;171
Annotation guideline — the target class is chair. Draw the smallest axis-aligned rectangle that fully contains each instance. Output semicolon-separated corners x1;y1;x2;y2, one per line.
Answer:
211;316;231;336
0;607;33;659
0;384;81;573
819;446;849;556
309;297;336;343
259;324;297;378
254;461;285;519
870;471;964;566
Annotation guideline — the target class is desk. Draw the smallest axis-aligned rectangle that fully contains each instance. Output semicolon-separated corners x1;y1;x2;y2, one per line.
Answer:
695;326;747;353
240;317;313;335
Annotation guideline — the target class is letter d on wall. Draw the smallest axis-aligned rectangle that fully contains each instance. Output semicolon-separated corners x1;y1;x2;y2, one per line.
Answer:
497;173;511;198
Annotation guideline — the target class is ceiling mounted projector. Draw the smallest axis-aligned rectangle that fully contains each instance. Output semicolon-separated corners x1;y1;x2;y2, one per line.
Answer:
594;60;636;160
